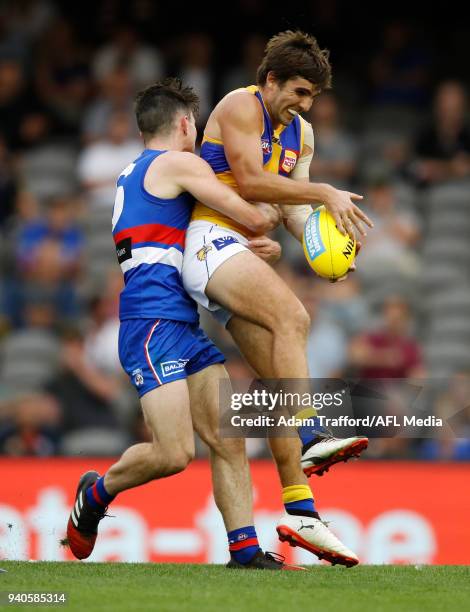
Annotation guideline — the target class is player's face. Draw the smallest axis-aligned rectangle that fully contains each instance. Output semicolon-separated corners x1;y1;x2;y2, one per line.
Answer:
272;77;319;126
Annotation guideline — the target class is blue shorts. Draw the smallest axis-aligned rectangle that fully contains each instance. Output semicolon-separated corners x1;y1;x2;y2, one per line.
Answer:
118;318;225;397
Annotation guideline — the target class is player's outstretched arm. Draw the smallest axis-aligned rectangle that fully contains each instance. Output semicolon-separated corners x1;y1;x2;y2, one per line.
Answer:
220;92;372;237
174;153;271;235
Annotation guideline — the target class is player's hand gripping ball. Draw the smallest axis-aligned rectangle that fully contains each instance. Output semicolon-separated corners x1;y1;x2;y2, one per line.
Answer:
302;206;356;280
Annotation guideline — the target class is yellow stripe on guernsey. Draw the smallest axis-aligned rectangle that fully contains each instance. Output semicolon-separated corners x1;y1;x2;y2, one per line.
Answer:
295;407;317;420
192;85;305;237
282;485;314;504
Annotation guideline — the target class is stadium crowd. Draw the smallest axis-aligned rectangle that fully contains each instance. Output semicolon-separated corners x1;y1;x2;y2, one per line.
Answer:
0;1;469;460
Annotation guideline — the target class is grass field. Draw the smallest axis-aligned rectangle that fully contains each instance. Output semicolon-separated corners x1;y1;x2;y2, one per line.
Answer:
0;562;469;612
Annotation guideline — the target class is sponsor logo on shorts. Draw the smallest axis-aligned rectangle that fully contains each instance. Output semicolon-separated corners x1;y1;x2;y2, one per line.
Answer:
197;245;212;261
212;236;239;251
132;368;144;386
304;210;325;261
116;237;132;264
261;139;272;155
161;359;189;377
281;149;298;173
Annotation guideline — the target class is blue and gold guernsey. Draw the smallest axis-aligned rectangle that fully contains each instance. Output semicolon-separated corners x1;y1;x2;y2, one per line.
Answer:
192;85;306;236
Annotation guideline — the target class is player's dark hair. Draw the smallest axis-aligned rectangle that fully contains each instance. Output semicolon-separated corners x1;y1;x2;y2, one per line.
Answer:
134;77;199;140
256;30;332;90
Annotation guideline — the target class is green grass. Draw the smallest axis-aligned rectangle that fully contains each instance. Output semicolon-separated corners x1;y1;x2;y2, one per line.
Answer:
0;562;469;612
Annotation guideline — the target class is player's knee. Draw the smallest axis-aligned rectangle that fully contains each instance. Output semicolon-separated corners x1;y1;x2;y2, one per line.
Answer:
264;297;296;331
200;429;245;459
198;429;221;453
292;302;310;338
276;299;310;339
159;441;195;475
169;450;194;474
166;449;194;474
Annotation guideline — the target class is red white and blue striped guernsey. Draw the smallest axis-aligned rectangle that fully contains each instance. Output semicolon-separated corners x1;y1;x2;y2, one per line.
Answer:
112;149;199;323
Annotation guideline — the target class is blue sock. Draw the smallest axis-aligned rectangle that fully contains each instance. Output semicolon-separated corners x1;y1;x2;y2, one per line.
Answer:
298;416;327;446
86;476;115;509
228;526;260;564
285;498;317;515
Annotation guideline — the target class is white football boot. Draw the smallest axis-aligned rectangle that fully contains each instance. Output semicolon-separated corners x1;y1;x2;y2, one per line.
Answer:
276;513;359;567
301;435;368;477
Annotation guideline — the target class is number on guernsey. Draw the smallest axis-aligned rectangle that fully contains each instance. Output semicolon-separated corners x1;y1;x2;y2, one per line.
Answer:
112;162;135;230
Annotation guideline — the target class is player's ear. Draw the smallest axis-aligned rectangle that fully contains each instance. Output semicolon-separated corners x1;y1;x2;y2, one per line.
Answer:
266;71;277;89
181;115;189;136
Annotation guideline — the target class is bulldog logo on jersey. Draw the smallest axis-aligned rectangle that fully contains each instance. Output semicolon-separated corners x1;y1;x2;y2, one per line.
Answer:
132;368;144;387
281;150;298;173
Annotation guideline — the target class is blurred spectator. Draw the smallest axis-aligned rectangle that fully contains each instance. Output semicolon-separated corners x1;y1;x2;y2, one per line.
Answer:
45;329;123;433
81;65;136;143
2;236;82;328
0;392;61;456
368;21;431;107
220;33;266;95
92;26;163;89
349;296;424;378
309;92;358;188
433;372;470;434
314;276;370;335
417;372;470;460
15;194;83;277
179;33;214;127
0;137;16;228
1;190;39;287
412;81;470;185
78;110;141;208
83;275;122;377
0;58;50;151
15;189;40;221
0;0;56;59
18;141;78;201
356;178;421;284
0;299;61;390
34;18;91;138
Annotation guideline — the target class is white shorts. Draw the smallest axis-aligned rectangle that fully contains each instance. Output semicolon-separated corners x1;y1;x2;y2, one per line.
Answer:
182;221;249;326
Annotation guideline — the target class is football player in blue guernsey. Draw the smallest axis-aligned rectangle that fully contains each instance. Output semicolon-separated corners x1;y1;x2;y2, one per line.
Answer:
66;78;304;570
183;31;374;566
